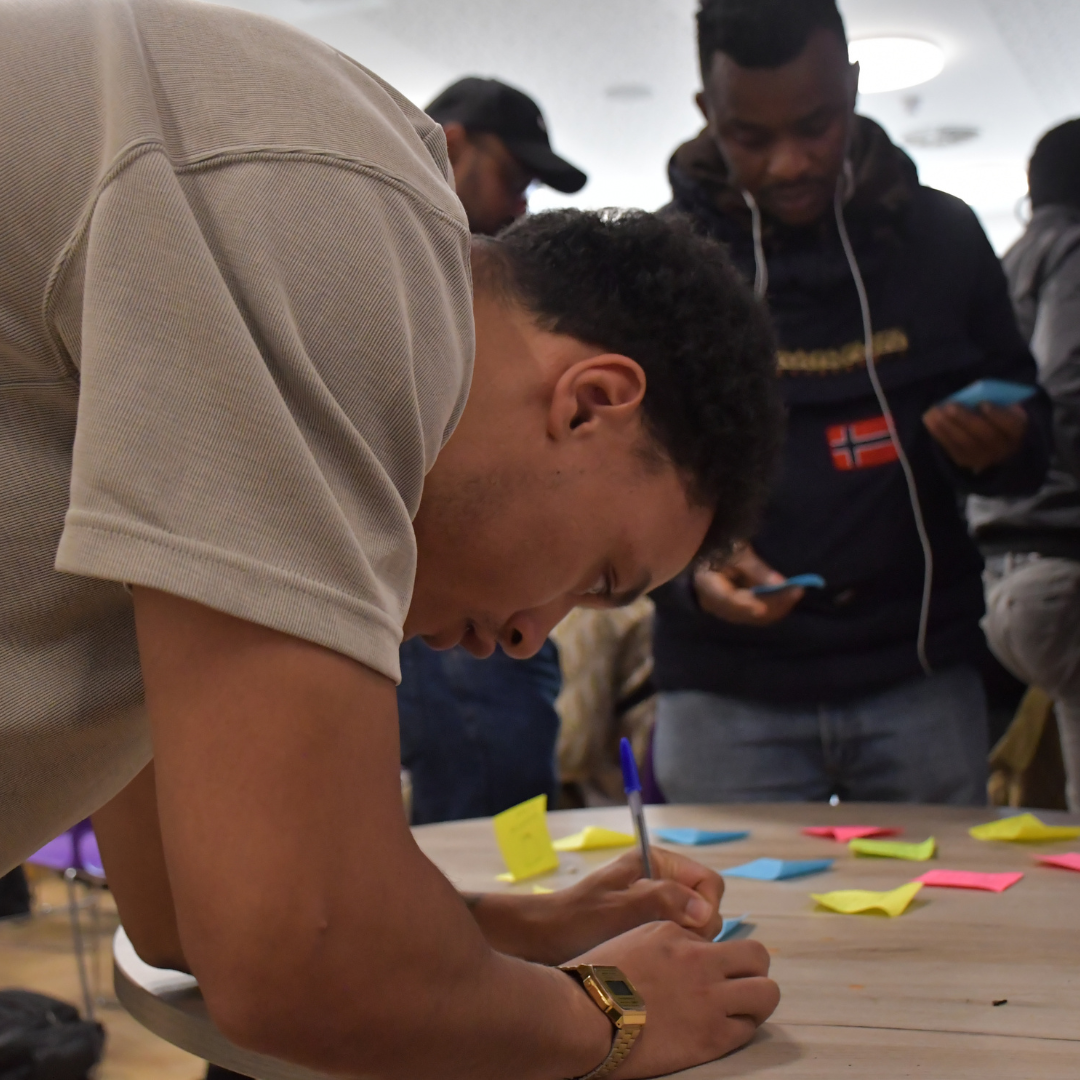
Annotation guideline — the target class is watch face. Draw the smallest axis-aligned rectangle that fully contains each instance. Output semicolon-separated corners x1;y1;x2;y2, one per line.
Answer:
592;966;646;1011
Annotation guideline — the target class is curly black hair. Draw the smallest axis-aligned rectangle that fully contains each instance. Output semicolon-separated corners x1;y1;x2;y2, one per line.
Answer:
477;208;782;562
697;0;846;76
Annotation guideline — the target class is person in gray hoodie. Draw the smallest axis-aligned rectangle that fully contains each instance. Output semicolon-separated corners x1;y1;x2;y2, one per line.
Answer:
969;119;1080;811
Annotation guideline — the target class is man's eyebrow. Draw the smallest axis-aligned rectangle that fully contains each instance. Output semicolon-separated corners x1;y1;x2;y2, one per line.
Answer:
609;572;652;608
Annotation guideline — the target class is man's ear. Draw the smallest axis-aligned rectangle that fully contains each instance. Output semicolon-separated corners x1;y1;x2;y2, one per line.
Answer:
695;90;710;124
442;121;469;169
549;355;647;441
848;61;861;104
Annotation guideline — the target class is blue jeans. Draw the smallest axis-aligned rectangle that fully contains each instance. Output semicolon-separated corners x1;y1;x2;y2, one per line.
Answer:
653;666;988;805
397;639;562;825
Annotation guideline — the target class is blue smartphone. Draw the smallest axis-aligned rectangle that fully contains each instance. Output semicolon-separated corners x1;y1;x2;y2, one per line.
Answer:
945;379;1037;409
751;573;826;596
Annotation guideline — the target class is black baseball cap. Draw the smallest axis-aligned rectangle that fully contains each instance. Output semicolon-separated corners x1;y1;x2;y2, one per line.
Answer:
426;77;587;195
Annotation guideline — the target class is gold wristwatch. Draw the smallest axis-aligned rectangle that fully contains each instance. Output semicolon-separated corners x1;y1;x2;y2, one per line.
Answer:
559;964;646;1080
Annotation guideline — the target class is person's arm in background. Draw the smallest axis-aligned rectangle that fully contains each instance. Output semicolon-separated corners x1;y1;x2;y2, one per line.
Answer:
102;587;777;1080
923;209;1052;493
1029;240;1080;481
655;546;803;629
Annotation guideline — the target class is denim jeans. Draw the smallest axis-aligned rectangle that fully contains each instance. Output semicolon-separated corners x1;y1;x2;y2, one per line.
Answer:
397;639;562;825
983;553;1080;811
654;666;988;805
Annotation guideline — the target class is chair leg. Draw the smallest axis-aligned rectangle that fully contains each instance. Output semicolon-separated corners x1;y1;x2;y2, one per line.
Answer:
88;885;105;1008
64;868;95;1021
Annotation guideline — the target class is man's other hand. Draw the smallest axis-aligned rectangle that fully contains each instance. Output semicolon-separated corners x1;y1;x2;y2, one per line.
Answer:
572;922;779;1079
923;402;1028;473
470;847;725;965
693;545;802;626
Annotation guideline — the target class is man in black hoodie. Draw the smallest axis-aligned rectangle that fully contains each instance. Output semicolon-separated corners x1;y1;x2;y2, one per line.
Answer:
651;0;1051;805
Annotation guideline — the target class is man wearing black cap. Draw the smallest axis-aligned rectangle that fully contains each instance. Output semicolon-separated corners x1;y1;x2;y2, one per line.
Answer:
394;79;588;830
427;76;587;235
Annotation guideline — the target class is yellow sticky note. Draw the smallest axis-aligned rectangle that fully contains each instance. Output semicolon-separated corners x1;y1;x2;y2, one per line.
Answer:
492;794;559;882
531;885;554;894
552;826;637;852
812;881;923;917
969;813;1080;843
850;836;936;861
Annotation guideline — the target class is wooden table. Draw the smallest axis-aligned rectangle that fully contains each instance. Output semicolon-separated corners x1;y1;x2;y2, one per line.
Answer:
116;803;1080;1078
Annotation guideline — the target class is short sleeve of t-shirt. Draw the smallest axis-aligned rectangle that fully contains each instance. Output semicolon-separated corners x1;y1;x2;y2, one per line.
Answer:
54;148;473;683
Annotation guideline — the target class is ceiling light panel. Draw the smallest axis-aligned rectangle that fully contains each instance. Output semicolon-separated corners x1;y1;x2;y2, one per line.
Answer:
850;36;946;93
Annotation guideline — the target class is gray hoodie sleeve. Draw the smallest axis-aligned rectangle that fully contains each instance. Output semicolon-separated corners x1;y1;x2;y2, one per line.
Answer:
1031;242;1080;480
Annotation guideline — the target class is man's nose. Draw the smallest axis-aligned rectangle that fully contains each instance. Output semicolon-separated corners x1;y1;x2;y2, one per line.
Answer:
499;598;576;659
767;138;814;183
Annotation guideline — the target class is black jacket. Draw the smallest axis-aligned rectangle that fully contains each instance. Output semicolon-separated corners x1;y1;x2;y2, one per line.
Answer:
652;118;1051;704
969;203;1080;558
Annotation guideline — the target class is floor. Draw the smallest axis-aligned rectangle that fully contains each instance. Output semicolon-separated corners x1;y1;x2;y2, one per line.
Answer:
1;868;205;1080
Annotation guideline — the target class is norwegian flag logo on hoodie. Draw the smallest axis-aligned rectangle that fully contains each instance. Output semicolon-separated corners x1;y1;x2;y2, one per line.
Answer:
827;417;899;471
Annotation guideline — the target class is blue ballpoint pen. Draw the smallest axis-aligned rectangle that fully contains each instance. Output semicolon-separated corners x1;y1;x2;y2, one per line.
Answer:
619;737;653;879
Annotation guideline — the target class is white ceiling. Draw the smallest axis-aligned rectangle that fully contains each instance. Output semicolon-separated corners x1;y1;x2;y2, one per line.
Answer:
208;0;1080;252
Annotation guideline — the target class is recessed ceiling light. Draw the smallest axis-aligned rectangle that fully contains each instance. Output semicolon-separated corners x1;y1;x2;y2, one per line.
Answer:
849;37;945;94
605;83;653;101
904;125;980;149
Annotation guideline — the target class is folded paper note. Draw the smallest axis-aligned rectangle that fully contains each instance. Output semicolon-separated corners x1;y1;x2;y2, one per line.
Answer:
552;826;636;852
713;914;749;942
850;836;936;861
654;828;750;846
916;869;1023;892
724;858;833;881
1036;852;1080;872
803;826;901;843
812;881;923;917
492;794;559;882
969;813;1080;843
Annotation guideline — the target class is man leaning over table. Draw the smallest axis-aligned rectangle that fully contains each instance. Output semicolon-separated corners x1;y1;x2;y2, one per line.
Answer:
0;2;781;1078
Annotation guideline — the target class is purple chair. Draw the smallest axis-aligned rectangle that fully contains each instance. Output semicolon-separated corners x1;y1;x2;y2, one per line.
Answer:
28;820;107;1018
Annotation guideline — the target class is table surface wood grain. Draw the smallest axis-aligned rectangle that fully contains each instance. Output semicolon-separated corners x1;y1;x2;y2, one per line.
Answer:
116;803;1080;1078
413;802;1080;1077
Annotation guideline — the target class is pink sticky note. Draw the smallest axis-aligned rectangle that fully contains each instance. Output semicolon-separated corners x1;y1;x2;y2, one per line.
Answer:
1036;852;1080;872
803;826;902;843
916;869;1023;893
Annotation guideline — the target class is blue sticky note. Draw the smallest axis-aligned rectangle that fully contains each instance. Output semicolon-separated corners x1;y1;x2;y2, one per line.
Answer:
714;914;750;942
654;828;750;846
723;857;833;881
946;379;1036;408
751;574;826;596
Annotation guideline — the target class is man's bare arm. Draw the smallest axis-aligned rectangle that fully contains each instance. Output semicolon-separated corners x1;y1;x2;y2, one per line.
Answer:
130;587;611;1080
92;762;186;970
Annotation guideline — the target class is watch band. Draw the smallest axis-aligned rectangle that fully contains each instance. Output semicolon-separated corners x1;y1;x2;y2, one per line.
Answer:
560;965;645;1080
572;1023;642;1080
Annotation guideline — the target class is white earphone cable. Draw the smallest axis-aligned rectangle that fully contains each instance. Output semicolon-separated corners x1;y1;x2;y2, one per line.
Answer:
743;189;769;300
833;177;934;676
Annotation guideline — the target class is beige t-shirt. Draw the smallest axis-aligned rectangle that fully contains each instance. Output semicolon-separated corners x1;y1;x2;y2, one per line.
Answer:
0;0;473;873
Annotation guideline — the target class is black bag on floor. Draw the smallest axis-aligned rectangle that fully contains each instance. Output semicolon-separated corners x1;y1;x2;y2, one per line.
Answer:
0;869;31;920
0;991;104;1080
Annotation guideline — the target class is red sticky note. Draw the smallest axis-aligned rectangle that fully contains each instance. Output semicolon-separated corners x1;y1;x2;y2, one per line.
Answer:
803;826;902;843
1036;852;1080;872
916;869;1023;893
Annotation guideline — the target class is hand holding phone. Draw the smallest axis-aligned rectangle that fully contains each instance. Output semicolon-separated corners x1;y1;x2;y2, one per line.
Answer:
750;574;826;596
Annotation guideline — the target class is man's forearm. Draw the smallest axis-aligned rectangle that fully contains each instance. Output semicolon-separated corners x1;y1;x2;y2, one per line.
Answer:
134;588;611;1080
93;762;188;972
